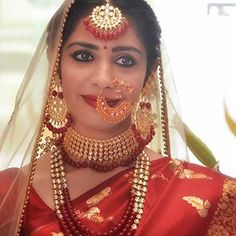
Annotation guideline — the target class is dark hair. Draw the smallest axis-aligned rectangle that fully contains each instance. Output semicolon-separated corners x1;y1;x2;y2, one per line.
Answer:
62;0;162;78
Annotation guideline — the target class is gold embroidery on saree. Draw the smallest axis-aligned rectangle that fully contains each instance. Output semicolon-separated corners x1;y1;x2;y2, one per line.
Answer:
169;159;212;180
75;207;104;224
86;187;112;207
151;173;169;182
74;187;113;224
207;179;236;236
182;196;211;218
123;171;133;178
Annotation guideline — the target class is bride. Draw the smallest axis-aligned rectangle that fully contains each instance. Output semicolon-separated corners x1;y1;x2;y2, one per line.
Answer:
0;0;235;235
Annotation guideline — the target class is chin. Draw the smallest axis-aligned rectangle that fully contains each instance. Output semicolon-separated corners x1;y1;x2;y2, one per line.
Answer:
72;114;131;137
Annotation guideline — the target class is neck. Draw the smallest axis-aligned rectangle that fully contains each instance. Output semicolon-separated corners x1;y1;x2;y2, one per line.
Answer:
71;119;131;140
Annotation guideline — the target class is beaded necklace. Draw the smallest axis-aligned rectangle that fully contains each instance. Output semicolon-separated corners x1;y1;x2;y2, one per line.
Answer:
51;146;150;235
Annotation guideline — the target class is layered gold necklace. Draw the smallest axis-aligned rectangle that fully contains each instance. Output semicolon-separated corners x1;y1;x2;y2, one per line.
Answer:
51;126;151;234
51;146;150;235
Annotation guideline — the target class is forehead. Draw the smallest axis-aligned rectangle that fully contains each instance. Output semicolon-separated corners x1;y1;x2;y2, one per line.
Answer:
64;18;146;53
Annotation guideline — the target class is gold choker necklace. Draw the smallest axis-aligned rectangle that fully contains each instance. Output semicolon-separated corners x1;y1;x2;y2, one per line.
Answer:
62;127;143;171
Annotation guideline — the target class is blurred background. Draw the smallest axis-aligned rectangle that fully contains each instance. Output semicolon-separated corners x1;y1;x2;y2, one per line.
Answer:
0;0;235;177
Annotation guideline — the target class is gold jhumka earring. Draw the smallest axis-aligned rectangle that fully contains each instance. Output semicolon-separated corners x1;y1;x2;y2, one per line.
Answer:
83;0;129;40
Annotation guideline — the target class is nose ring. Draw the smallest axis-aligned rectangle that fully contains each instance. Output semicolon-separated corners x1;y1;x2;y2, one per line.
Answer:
96;87;132;123
112;78;134;99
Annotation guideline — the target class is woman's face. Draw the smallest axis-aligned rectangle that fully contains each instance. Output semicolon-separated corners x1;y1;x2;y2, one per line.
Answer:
60;18;147;137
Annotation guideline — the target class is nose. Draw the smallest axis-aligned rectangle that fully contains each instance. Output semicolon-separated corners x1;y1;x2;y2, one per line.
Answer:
91;60;113;91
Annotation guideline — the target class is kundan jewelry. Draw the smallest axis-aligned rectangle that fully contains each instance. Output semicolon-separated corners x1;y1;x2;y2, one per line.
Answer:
51;145;150;235
62;126;142;171
112;78;134;99
96;94;132;124
83;0;129;41
45;74;72;135
132;101;155;141
95;78;133;123
131;69;157;142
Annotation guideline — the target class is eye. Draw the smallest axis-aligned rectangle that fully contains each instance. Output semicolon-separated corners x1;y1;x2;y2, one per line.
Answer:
71;51;94;62
115;56;136;67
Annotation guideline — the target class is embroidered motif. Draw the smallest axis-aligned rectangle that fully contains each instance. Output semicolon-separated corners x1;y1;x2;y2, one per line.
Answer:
86;187;112;207
182;196;211;218
75;207;105;224
123;171;133;178
151;173;169;182
51;233;64;236
207;179;236;236
74;187;115;224
169;159;212;180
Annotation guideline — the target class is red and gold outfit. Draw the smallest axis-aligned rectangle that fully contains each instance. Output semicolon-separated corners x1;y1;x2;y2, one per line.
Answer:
0;1;235;235
1;158;235;235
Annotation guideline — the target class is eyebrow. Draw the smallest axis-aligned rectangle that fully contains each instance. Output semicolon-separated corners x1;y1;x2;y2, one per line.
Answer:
66;41;99;50
66;41;143;56
112;46;143;56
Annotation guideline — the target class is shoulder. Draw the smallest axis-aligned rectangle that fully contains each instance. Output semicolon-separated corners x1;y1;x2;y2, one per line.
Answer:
167;158;235;198
148;157;236;234
170;158;230;182
169;159;236;235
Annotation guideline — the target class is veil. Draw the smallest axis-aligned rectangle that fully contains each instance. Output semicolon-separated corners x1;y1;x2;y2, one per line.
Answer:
0;0;188;235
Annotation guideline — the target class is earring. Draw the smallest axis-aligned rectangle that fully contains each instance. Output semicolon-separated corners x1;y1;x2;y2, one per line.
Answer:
131;69;157;145
45;74;72;136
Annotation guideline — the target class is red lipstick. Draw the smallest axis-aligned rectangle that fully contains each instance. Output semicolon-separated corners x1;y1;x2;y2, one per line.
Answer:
82;95;97;108
82;95;120;108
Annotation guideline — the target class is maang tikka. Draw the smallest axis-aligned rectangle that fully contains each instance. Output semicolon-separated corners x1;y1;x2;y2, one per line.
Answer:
83;0;129;40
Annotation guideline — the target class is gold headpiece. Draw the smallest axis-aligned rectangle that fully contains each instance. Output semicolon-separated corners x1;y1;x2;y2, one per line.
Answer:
83;0;129;40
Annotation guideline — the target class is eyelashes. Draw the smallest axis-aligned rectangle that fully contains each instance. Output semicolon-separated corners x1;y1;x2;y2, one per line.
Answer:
115;56;137;67
71;50;94;62
70;50;137;67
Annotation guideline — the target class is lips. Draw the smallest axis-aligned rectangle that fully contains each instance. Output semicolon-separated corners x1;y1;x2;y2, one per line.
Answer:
82;95;120;108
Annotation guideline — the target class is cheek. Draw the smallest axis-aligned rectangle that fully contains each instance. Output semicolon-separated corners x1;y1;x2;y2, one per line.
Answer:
60;58;78;108
60;56;82;93
132;67;146;94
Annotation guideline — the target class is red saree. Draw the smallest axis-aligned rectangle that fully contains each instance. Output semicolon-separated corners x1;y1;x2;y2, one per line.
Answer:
1;158;236;235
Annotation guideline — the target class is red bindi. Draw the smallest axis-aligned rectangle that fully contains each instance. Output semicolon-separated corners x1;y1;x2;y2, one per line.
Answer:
103;46;107;49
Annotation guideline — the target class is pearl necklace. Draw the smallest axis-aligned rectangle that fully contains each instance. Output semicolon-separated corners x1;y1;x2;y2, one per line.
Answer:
51;146;150;235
